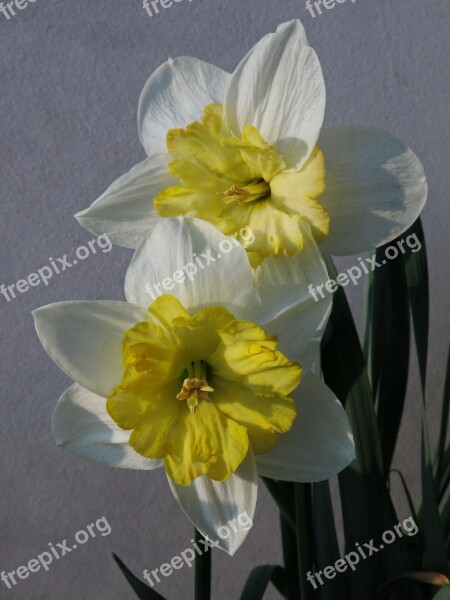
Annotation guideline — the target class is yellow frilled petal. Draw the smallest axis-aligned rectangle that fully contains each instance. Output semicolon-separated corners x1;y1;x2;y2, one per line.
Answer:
211;377;297;455
218;199;305;261
108;379;181;435
166;103;251;181
150;294;236;359
209;320;302;397
148;293;190;328
121;320;182;385
270;146;329;241
154;156;231;222
107;295;301;486
222;125;286;181
163;400;249;486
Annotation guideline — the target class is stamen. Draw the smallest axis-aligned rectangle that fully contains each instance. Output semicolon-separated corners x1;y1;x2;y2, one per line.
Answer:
222;186;251;202
222;180;271;205
177;361;213;413
176;377;214;413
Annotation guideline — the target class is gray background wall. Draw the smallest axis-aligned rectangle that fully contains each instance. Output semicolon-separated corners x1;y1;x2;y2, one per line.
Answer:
1;0;449;598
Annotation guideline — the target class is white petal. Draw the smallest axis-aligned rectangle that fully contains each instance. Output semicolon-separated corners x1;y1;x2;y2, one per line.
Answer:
263;301;331;372
318;126;427;256
224;20;325;171
256;373;355;482
167;453;257;556
52;383;161;470
75;155;175;250
235;224;332;366
124;217;254;314
33;301;149;397
138;56;231;157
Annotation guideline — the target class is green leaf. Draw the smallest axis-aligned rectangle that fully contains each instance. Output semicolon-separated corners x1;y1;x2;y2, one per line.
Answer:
436;343;450;495
313;481;346;599
321;255;383;475
112;554;167;600
440;493;450;541
321;256;418;599
370;244;410;475
239;565;287;600
404;218;429;387
432;587;450;600
261;477;295;531
295;483;314;600
280;511;301;600
438;445;450;503
404;219;449;574
389;470;418;525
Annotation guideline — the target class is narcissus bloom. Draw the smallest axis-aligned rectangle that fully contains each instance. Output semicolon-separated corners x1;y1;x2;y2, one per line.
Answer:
33;218;354;554
76;20;427;266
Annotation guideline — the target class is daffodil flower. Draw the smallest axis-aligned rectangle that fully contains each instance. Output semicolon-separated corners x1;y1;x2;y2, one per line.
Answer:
75;20;427;266
33;218;355;554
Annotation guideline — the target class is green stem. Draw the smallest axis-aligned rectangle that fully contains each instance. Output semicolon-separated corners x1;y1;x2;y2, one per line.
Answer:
295;483;314;600
194;528;211;600
280;507;300;600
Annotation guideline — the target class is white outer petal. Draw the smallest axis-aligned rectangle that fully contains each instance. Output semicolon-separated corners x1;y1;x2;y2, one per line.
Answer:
256;373;355;482
262;301;331;371
75;155;175;250
52;383;161;470
234;224;332;366
224;20;325;171
318;126;428;256
33;300;149;397
124;217;254;314
138;56;231;157
167;453;257;556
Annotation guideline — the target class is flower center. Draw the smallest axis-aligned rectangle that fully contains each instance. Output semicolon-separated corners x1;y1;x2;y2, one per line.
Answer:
154;103;329;266
176;360;214;413
222;180;271;205
176;378;214;413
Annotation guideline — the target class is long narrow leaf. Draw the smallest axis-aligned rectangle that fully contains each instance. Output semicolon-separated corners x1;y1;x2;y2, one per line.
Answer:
280;512;301;600
438;446;450;500
371;244;410;475
295;483;315;600
239;565;287;600
440;493;450;542
404;218;449;574
261;477;296;531
112;554;167;600
432;587;450;600
321;256;419;600
389;470;418;524
321;256;382;474
436;343;450;494
313;480;347;600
